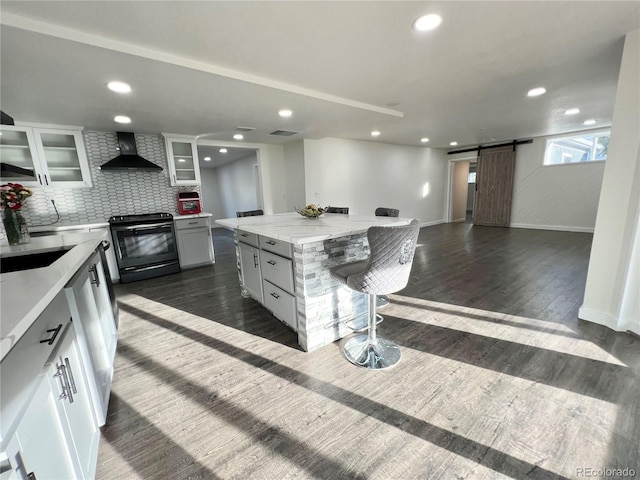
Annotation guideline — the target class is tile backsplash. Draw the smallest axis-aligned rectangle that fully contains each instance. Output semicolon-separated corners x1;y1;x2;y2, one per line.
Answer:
16;131;199;227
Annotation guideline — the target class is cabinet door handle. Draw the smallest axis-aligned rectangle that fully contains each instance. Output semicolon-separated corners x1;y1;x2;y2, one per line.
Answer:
54;362;73;403
173;174;177;184
89;264;101;287
267;260;276;266
270;292;280;299
240;233;248;237
27;472;37;480
44;174;49;186
64;357;77;395
39;324;63;345
265;240;276;245
253;253;258;268
37;174;43;185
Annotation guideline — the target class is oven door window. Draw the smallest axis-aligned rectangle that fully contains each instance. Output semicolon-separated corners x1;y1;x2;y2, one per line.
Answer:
113;225;178;269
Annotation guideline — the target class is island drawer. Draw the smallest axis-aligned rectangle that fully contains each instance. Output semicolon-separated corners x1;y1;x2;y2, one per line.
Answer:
0;292;71;441
259;236;292;258
260;250;294;294
263;280;297;331
237;230;259;247
175;217;209;230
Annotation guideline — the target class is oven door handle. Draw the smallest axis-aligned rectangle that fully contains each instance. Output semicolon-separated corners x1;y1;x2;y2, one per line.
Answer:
112;222;173;231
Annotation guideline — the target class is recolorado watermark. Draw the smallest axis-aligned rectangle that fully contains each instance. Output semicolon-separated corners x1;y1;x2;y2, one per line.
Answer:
576;467;637;478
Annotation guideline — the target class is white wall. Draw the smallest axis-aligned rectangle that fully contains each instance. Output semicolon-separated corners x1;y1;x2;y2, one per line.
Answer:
257;144;287;214
447;136;606;232
510;137;606;232
283;140;306;211
199;167;223;220
580;29;640;335
215;153;259;219
303;138;448;225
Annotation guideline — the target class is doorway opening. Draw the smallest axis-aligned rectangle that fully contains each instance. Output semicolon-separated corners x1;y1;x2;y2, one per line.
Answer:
196;144;261;222
448;158;477;224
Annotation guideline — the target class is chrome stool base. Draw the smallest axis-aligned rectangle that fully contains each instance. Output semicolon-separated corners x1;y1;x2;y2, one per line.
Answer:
377;295;390;309
343;335;401;369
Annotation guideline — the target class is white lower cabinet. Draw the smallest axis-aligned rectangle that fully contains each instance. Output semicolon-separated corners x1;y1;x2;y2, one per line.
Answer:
239;242;263;302
64;250;116;426
4;375;77;480
263;280;297;330
237;230;298;331
48;324;100;480
175;217;215;269
2;324;99;480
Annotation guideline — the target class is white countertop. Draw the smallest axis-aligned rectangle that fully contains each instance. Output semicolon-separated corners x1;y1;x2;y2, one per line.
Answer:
0;232;104;360
216;212;413;245
29;222;109;233
174;212;213;220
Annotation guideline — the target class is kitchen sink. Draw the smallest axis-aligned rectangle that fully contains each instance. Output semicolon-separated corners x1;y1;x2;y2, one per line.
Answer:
0;248;72;274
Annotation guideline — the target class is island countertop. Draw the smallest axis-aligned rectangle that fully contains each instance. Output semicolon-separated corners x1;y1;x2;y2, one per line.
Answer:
216;212;414;245
0;232;105;360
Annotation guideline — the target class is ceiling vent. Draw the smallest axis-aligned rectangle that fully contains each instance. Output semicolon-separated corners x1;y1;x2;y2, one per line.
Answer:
269;129;299;137
234;126;255;132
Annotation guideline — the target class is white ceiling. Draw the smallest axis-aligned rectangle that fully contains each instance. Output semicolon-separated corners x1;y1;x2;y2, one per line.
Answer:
198;145;258;169
1;1;638;149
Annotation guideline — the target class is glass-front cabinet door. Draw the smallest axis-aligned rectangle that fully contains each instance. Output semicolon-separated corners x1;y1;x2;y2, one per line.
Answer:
33;128;92;188
0;125;41;187
163;134;201;186
0;125;92;188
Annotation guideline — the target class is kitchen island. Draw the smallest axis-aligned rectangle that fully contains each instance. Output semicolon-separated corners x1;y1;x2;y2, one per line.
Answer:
216;212;413;351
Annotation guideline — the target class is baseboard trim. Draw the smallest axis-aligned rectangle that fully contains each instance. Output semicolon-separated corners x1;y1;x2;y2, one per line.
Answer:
420;219;445;228
578;305;622;331
452;217;466;223
511;223;594;233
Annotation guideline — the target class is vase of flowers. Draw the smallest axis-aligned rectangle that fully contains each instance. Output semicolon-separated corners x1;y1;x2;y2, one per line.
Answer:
1;183;33;245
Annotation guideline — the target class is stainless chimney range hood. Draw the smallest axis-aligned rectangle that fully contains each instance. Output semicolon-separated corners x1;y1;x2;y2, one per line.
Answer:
99;132;162;171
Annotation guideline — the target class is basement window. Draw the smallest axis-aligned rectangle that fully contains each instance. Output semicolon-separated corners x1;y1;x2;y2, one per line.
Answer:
544;130;610;165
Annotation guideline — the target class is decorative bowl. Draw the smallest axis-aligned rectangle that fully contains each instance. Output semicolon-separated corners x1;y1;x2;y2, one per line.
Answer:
295;204;326;219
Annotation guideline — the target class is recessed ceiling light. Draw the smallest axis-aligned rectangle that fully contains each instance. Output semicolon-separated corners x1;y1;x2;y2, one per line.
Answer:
421;138;429;143
371;130;381;137
114;115;131;124
450;141;458;146
565;108;580;115
203;156;211;161
178;158;186;163
279;109;293;117
413;14;442;32
219;148;228;153
527;87;546;97
583;119;597;126
107;81;131;94
233;134;244;140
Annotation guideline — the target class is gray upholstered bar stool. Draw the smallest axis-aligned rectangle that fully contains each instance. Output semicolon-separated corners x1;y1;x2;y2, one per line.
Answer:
330;220;420;369
236;209;264;217
374;207;400;308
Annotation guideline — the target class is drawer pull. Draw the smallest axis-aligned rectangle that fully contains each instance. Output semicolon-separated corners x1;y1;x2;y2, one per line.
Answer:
240;233;248;237
267;260;277;266
270;292;280;299
40;323;63;345
188;221;199;225
265;240;276;245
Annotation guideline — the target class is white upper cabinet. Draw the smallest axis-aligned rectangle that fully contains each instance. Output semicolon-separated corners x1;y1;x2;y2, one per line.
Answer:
0;124;92;188
163;134;201;186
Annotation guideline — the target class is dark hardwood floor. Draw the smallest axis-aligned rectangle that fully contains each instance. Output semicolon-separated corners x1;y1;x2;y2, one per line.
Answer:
96;223;640;479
